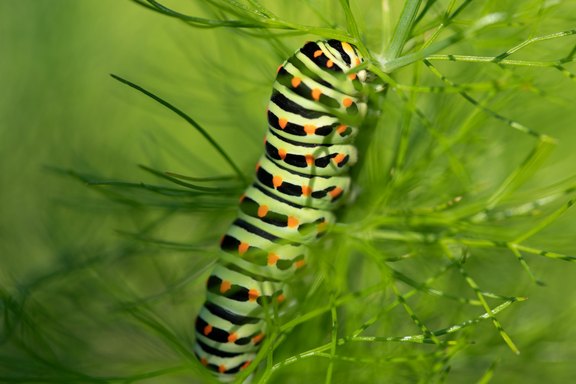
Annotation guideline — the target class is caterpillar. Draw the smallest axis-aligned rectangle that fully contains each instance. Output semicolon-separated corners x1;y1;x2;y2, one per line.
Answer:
193;39;370;382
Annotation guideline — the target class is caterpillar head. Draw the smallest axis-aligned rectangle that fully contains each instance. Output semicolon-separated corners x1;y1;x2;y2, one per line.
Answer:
323;39;368;83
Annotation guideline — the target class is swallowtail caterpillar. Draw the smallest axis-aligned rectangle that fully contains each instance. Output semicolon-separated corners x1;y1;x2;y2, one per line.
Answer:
193;39;371;382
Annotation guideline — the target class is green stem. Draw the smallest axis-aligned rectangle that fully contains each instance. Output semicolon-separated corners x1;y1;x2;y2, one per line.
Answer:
386;0;423;59
339;0;362;44
427;54;576;67
382;12;505;73
110;74;247;183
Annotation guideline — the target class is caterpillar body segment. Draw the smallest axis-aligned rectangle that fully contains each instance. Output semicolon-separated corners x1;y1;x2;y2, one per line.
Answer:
193;39;370;381
264;129;358;176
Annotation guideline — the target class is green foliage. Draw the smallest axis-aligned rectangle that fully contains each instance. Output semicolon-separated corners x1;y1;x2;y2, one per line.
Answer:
1;0;576;383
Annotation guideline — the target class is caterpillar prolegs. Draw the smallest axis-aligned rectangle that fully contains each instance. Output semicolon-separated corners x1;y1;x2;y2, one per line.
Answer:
193;40;370;381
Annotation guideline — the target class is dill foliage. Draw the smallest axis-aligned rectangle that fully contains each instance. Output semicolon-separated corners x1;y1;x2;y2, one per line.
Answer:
2;1;576;383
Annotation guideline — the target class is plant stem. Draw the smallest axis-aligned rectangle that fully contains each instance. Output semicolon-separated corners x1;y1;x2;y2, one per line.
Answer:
386;0;423;59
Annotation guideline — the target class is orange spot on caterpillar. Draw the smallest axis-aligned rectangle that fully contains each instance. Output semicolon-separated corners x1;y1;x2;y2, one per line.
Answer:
304;124;316;135
333;153;346;164
248;289;259;301
355;57;361;66
227;332;238;343
277;65;283;73
343;98;353;108
305;154;314;166
220;280;231;294
311;88;322;101
200;357;208;366
272;175;283;188
287;216;299;228
301;185;312;196
267;253;280;265
241;360;252;370
278;148;287;160
341;41;353;52
203;324;213;336
291;76;301;88
317;221;328;232
252;333;264;344
278;118;288;129
295;259;306;269
218;365;227;373
329;187;343;198
313;50;323;58
348;73;357;80
277;293;285;303
326;59;334;68
238;242;249;255
239;193;246;202
255;162;260;171
337;124;348;134
257;205;269;217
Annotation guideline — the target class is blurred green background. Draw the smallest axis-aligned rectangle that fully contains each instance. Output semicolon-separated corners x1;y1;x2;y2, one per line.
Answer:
1;0;260;276
1;1;576;383
1;0;171;275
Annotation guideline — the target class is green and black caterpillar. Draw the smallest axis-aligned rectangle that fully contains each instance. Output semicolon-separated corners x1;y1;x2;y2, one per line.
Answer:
194;39;370;381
